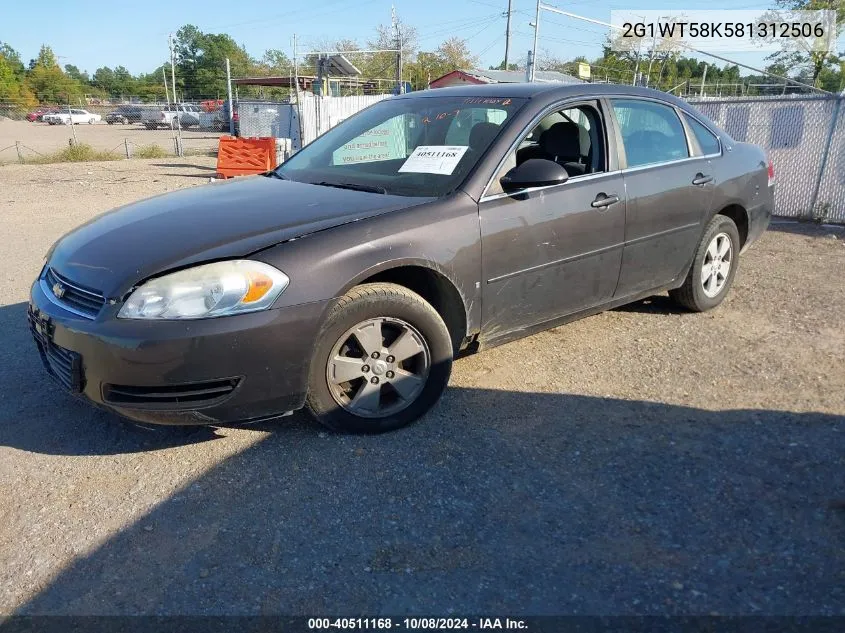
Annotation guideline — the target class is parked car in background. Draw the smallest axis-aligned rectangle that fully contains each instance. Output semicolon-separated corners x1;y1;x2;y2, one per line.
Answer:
141;103;203;129
200;99;224;112
29;84;773;433
26;107;60;122
106;105;145;125
43;109;102;125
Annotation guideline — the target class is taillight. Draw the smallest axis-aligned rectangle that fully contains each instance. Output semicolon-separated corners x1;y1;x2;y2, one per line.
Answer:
767;158;775;186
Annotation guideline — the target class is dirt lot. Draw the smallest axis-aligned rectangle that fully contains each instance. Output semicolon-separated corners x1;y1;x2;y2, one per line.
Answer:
0;119;221;163
0;159;843;616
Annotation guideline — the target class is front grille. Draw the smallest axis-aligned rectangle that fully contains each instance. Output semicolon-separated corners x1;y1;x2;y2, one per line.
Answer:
44;268;106;319
28;310;84;393
102;378;240;409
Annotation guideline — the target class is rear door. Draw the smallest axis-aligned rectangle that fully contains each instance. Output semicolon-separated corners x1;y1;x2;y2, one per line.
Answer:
479;100;626;339
609;98;715;297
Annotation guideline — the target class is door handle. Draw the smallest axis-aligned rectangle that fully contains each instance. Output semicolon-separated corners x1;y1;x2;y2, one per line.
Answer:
591;193;620;209
692;173;714;186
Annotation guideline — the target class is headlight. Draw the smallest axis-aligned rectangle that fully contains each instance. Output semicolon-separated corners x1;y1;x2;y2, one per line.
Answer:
118;260;289;320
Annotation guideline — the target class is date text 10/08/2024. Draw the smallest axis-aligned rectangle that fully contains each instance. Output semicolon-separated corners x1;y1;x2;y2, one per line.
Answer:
307;618;529;630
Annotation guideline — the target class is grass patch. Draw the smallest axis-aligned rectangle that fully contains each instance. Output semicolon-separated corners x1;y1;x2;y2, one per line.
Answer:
134;144;170;159
26;143;121;164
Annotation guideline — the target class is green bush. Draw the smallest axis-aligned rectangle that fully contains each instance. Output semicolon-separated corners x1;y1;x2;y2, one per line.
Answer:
27;143;121;164
134;144;169;159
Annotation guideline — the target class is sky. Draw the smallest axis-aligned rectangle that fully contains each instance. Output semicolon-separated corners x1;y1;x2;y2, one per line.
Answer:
3;0;838;79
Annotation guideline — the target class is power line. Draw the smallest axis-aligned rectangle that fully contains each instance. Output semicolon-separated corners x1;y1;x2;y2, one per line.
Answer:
535;3;832;93
417;15;502;42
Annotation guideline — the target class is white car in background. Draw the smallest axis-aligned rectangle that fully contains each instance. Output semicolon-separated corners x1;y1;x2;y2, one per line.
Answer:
44;109;102;125
141;103;203;129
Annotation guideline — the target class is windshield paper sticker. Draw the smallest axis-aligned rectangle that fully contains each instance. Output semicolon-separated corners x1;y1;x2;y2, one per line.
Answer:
398;146;469;175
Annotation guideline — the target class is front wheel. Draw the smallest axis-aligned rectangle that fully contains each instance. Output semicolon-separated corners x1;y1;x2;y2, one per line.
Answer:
670;214;740;312
89;118;95;124
306;283;453;433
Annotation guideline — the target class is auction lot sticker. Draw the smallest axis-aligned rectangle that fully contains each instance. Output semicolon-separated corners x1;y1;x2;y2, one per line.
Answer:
399;146;469;175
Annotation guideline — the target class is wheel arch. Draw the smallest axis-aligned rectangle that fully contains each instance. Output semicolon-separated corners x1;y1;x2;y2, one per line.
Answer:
340;261;470;354
715;203;749;248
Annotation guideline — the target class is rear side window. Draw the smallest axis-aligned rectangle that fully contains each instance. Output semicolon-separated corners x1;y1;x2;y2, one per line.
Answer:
612;99;689;168
684;113;720;155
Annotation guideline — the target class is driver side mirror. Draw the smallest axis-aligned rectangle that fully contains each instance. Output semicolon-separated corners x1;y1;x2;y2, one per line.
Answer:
500;158;569;192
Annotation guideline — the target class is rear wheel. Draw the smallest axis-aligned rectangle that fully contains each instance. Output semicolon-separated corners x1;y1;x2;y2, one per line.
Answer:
670;214;740;312
306;283;453;433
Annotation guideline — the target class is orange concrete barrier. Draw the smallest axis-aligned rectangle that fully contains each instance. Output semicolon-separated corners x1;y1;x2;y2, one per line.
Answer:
216;136;278;179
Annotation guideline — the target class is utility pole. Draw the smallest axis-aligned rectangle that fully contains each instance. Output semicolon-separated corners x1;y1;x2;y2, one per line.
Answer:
504;0;513;70
225;57;234;136
292;33;299;98
393;6;403;93
530;0;540;81
168;33;183;156
700;63;708;97
162;67;170;105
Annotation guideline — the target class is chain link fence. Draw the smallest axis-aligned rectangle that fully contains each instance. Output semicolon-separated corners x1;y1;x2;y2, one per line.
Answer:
0;99;227;165
688;95;845;223
237;92;392;151
5;85;845;224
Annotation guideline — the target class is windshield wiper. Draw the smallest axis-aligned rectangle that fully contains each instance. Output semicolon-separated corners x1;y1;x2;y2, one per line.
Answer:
313;181;387;194
264;170;288;180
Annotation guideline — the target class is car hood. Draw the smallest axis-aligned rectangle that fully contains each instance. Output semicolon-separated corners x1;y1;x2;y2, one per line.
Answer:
48;175;432;298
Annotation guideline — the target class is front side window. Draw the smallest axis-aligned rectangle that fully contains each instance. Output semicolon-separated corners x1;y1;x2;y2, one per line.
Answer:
486;102;606;196
684;113;720;155
277;96;527;197
612;99;689;168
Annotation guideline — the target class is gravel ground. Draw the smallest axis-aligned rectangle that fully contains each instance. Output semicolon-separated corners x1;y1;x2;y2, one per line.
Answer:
0;119;221;163
0;159;843;616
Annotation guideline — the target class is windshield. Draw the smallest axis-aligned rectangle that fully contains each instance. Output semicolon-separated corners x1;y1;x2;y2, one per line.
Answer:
276;95;527;197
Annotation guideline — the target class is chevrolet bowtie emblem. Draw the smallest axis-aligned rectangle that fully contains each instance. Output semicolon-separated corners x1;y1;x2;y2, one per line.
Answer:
52;282;66;299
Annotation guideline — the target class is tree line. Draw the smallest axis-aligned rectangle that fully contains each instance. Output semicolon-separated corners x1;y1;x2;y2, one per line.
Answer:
1;0;841;111
0;20;479;109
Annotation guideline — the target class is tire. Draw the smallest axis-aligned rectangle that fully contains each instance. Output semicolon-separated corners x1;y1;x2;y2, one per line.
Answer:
89;118;95;124
144;122;156;130
669;214;740;312
305;283;453;433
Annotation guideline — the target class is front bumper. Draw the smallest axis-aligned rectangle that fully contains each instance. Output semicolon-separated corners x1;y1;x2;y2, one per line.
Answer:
29;278;330;425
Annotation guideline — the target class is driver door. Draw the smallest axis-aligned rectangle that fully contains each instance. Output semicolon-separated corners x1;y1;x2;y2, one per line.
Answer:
478;100;626;340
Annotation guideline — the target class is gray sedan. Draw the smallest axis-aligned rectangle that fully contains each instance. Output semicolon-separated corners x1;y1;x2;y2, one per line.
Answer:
29;83;773;433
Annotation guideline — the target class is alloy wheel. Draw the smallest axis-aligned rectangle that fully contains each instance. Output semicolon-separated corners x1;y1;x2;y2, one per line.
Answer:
326;317;431;418
701;232;732;298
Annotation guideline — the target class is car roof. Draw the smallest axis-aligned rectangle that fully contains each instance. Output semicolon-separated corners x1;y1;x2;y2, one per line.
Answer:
396;82;691;105
390;82;714;130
